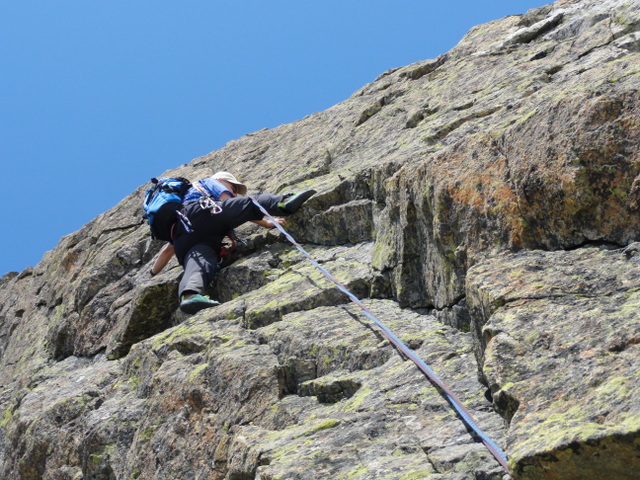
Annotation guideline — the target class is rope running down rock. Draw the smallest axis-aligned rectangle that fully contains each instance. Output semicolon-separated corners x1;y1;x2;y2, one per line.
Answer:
249;196;510;472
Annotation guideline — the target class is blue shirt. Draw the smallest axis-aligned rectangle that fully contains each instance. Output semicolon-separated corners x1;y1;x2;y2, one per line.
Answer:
183;178;232;203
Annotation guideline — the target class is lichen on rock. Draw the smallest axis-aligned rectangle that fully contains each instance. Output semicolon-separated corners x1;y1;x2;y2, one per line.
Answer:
1;0;640;478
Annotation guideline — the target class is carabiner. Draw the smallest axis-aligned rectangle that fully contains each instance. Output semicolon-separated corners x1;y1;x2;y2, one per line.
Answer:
199;196;223;214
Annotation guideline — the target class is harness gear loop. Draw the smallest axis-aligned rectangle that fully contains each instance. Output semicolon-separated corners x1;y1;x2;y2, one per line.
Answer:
193;180;223;214
198;196;223;214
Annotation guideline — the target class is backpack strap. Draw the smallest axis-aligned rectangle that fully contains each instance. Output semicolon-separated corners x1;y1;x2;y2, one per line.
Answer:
192;180;208;197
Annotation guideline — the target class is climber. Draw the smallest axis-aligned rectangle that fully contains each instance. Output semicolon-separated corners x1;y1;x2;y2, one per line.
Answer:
149;171;316;314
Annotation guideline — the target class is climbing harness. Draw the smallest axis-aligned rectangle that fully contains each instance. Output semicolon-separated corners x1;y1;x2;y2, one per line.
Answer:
249;197;510;472
219;230;246;259
186;179;242;258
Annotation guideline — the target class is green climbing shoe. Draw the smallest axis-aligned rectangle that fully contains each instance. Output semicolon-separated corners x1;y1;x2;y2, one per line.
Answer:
179;294;220;314
278;189;317;214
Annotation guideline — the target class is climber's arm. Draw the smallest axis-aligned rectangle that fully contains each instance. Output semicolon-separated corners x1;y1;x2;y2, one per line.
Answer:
251;218;286;229
150;243;175;276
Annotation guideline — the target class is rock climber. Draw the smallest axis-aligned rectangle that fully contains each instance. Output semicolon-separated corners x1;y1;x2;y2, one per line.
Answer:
149;171;316;314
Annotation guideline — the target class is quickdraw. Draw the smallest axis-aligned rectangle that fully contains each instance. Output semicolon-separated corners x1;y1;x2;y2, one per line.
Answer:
193;180;224;214
198;195;223;214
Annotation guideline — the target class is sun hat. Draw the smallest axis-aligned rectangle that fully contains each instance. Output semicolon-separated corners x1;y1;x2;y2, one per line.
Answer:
212;171;248;196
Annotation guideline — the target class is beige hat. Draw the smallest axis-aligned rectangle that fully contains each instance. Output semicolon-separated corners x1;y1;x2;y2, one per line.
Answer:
212;171;247;196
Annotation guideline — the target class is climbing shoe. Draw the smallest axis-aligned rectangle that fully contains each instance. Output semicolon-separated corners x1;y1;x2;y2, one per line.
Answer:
179;294;220;314
278;189;317;214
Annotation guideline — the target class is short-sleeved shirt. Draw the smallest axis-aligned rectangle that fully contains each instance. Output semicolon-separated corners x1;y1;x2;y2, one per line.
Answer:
183;178;233;203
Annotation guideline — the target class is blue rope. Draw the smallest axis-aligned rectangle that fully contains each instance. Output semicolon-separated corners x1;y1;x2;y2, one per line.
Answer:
250;198;510;472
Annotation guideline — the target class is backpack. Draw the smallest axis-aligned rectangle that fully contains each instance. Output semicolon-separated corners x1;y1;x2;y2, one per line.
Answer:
142;177;192;241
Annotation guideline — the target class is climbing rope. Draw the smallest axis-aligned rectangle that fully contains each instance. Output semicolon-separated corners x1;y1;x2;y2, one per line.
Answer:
250;197;510;472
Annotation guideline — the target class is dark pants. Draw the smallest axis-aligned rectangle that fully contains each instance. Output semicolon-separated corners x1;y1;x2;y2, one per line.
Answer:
173;194;285;298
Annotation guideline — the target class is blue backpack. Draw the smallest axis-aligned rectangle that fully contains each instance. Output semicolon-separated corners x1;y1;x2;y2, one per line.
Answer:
142;177;192;241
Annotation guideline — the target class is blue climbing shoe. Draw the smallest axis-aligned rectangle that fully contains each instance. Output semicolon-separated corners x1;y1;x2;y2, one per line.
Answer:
179;294;220;314
278;189;317;214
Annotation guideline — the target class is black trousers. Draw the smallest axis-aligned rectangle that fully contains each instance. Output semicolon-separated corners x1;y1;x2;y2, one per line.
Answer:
173;194;286;298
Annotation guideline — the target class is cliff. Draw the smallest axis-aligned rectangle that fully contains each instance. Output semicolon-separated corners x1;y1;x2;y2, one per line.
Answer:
1;0;639;478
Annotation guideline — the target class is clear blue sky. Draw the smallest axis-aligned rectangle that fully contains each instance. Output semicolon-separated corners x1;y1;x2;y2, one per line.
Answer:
1;0;547;275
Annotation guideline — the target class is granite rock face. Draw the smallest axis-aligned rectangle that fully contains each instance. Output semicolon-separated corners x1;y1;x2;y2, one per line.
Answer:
1;0;639;478
467;245;640;480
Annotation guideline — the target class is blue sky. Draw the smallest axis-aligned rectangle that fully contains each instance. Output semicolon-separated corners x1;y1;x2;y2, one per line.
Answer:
1;0;547;275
